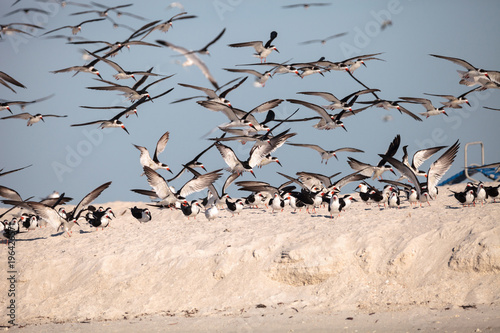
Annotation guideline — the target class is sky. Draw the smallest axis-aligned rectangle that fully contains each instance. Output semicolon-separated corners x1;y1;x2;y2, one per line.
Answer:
1;0;499;205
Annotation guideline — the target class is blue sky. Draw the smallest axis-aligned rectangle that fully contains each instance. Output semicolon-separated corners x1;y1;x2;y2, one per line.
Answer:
1;0;499;205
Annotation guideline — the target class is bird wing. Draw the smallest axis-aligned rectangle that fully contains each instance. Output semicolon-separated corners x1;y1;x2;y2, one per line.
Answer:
378;155;421;200
429;54;477;71
297;91;341;103
215;143;241;170
396;104;423;122
178;169;223;198
287;142;326;154
1;112;32;120
153;131;170;163
286;99;332;122
178;82;217;98
332;171;369;190
143;166;174;199
377;134;401;167
426;140;460;192
0;71;26;88
72;181;112;219
26;202;64;230
411;145;446;170
0;185;23;201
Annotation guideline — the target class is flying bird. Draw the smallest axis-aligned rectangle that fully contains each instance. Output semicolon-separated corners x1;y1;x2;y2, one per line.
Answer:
1;112;67;126
42;18;106;35
228;31;279;63
156;39;219;89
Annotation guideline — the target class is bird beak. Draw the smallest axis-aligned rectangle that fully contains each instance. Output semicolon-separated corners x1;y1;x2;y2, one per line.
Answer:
147;94;154;103
167;167;173;174
97;72;102;80
390;168;397;176
132;75;137;82
341;124;347;132
201;165;207;172
276;160;282;167
41;117;45;122
250;170;256;178
466;101;471;107
442;111;448;116
6;106;12;114
122;125;130;134
134;110;138;118
334;153;338;160
362;61;366;67
274;48;279;53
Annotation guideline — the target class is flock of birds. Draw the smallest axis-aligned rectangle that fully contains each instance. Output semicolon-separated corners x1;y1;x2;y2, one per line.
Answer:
1;1;499;241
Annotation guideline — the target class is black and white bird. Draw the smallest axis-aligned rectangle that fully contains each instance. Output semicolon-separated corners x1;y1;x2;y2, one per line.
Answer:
130;206;152;222
228;31;279;63
430;54;497;88
42;18;105;35
423;87;478;109
71;106;131;134
134;131;172;174
226;198;244;216
175;76;247;106
399;97;448;118
156;39;219;89
180;200;203;219
286;143;363;164
348;135;401;179
135;166;223;208
1;112;67;126
400;144;446;178
451;189;475;207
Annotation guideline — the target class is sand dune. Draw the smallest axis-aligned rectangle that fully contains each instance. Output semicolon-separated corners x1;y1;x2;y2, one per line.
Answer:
1;182;499;331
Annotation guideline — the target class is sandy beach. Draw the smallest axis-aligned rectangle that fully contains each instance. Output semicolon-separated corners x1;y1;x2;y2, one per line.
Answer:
1;182;499;332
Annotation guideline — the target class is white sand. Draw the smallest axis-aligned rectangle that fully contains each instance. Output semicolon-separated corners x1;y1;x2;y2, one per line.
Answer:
1;182;499;332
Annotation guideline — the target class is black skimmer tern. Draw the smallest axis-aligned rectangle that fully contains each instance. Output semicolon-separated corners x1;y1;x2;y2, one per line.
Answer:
429;54;494;86
182;27;226;56
130;206;152;222
215;131;294;177
226;198;244;216
475;182;487;206
1;112;67;126
133;131;172;174
0;22;44;39
282;3;331;9
224;68;273;87
70;2;133;17
181;200;203;219
3;7;50;17
156;39;219;89
451;189;475;207
134;12;197;39
175;76;247;106
228;31;279;63
347;135;400;179
139;166;223;208
286;143;363;164
297;88;379;111
79;88;173;118
42;18;106;35
0;94;54;114
235;60;300;76
71;105;135;134
399;97;448;118
86;73;173;101
423;87;478;109
357;98;422;122
0;70;27;93
387;191;401;208
86;51;163;80
298;32;348;45
35;0;92;8
485;184;500;202
286;99;364;131
400;144;446;178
